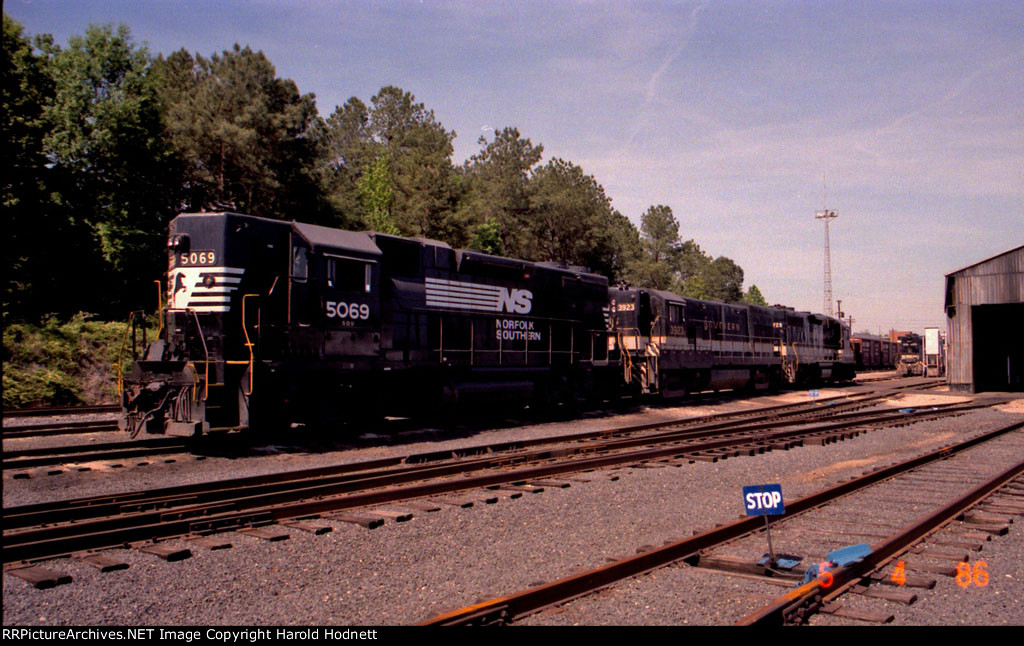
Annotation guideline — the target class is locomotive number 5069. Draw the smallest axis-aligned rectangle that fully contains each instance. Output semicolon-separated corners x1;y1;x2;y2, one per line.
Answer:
326;301;370;320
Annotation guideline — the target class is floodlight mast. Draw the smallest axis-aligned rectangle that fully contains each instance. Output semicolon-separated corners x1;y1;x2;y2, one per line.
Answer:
815;209;838;317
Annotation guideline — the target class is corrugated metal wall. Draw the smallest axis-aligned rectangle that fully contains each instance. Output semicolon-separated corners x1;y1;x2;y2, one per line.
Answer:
945;246;1024;392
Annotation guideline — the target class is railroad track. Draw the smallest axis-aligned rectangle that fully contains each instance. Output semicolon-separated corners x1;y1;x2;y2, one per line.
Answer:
2;436;194;472
0;381;931;473
419;418;1024;626
1;391;994;566
2;404;120;419
0;386;871;473
2;419;120;439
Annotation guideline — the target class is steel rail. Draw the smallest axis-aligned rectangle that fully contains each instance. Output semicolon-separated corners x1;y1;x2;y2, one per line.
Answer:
2;404;120;419
2;403;1003;565
737;456;1024;626
1;389;891;523
2;396;972;531
2;438;190;470
0;389;866;472
2;420;119;439
417;419;1024;626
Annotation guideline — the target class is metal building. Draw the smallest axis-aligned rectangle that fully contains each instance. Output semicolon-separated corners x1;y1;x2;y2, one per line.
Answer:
944;245;1024;392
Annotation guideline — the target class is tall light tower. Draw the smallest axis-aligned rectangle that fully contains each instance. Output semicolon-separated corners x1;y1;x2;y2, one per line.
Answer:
815;209;838;317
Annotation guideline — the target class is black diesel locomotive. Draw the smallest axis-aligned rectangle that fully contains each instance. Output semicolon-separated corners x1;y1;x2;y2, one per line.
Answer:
609;288;854;398
121;212;854;437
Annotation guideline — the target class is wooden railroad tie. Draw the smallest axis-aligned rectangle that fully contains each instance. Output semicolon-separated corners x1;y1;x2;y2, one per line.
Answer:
6;565;73;589
75;554;129;572
821;602;894;624
329;512;385;529
137;543;192;561
284;520;333;534
369;509;415;522
187;536;233;550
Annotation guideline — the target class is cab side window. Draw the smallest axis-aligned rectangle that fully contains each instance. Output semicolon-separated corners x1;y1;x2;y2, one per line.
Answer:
327;258;372;293
292;246;308;281
669;303;684;325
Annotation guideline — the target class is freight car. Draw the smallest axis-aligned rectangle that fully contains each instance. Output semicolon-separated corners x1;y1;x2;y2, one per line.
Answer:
851;334;898;371
121;212;854;437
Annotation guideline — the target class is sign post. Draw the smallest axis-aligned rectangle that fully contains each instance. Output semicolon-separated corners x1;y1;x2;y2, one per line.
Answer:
743;484;785;567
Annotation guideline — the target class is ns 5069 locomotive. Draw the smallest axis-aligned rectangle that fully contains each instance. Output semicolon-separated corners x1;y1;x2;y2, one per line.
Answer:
120;211;854;437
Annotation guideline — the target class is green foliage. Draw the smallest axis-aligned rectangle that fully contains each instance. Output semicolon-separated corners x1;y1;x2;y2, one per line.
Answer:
626;206;712;294
2;314;154;408
469;218;504;256
3;16;58;320
357;151;399;235
37;23;175;317
368;86;462;242
459;128;543;258
319;86;462;241
523;158;633;279
687;256;745;303
319;97;373;229
156;44;323;219
627;205;684;290
601;210;643;284
744;284;768;306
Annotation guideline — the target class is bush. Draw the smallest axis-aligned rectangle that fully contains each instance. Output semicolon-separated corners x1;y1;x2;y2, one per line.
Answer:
2;313;156;408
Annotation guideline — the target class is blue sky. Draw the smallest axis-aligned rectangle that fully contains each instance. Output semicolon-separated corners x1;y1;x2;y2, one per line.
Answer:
8;0;1023;333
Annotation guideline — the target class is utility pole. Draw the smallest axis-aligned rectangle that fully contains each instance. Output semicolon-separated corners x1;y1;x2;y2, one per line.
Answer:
815;209;838;317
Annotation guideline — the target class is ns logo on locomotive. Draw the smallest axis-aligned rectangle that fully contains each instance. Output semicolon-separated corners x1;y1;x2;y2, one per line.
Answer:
120;211;855;438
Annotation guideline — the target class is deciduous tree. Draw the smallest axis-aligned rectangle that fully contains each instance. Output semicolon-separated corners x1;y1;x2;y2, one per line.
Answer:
39;23;175;315
2;16;64;319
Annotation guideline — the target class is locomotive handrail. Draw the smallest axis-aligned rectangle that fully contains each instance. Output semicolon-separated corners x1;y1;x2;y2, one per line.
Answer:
615;329;635;383
240;294;258;396
115;310;146;398
189;309;211;402
185;362;201;402
165;307;212;402
154;279;163;337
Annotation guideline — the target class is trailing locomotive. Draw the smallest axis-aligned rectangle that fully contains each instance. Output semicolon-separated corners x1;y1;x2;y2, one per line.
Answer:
609;287;855;398
895;332;924;377
120;211;854;437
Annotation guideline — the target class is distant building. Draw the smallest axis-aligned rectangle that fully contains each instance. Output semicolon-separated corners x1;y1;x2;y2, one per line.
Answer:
944;245;1024;392
888;330;913;344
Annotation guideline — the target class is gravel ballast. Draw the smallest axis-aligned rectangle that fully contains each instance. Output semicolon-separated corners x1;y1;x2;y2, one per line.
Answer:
4;390;1022;626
